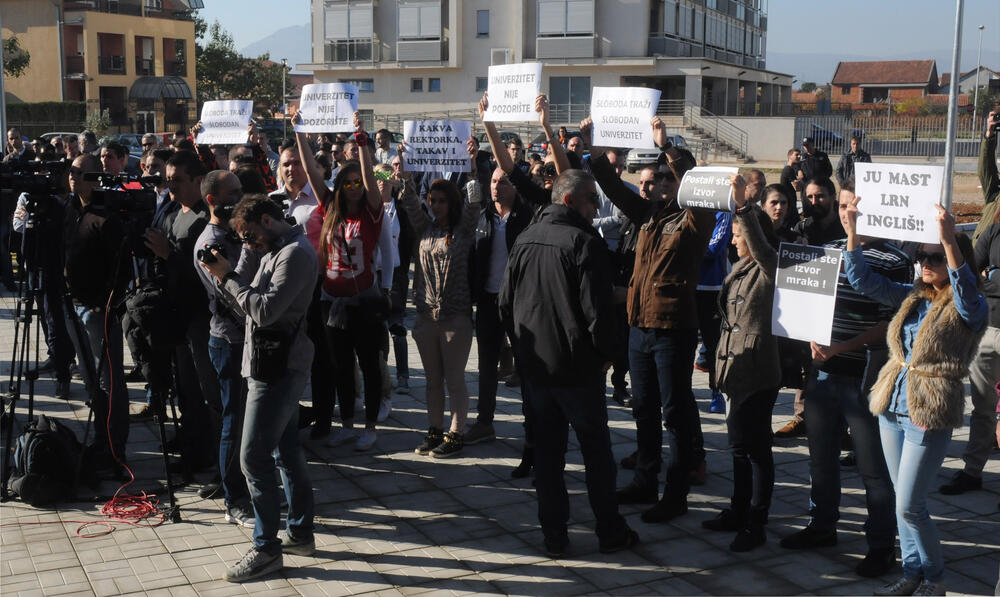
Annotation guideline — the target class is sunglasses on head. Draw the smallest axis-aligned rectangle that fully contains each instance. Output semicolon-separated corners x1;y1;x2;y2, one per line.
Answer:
915;250;946;267
342;179;363;189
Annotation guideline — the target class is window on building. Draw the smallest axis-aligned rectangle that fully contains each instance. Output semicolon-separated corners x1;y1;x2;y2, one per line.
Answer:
841;85;851;94
476;77;488;93
677;4;693;38
398;0;441;40
694;8;704;42
340;79;375;92
549;76;591;106
324;1;374;40
428;78;441;92
707;0;717;9
477;9;490;37
664;0;676;35
411;78;423;92
537;0;594;36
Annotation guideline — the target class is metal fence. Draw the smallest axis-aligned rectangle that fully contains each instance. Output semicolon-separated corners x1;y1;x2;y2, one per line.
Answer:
793;113;986;158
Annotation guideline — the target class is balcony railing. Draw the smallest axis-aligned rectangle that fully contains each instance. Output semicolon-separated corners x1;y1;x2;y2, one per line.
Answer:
135;57;154;76
324;38;380;63
165;60;187;76
65;0;142;16
65;55;85;75
98;55;126;74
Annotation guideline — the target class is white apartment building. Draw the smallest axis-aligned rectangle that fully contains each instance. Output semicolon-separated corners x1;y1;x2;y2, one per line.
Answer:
298;0;793;123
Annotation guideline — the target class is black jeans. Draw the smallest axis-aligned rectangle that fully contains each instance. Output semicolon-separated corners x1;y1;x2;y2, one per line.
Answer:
728;387;779;523
610;303;630;392
695;290;722;390
306;281;335;429
322;303;383;425
523;374;627;544
475;293;510;425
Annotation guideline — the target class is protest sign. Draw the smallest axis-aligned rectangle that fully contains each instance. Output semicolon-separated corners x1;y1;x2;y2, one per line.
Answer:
676;166;739;211
855;162;943;244
295;83;359;133
196;100;253;145
771;243;842;345
590;87;662;149
483;63;542;122
402;120;472;173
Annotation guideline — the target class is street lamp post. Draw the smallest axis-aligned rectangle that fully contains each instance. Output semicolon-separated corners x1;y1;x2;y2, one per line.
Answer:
972;25;984;135
281;58;288;141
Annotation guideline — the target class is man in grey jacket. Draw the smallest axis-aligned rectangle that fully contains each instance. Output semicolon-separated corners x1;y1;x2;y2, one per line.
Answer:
201;194;318;583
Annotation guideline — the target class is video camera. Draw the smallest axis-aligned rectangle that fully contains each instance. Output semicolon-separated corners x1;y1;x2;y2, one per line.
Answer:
0;161;66;223
83;172;160;259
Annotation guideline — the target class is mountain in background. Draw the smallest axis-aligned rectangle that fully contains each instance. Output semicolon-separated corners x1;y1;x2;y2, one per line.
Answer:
241;24;312;72
769;49;1000;88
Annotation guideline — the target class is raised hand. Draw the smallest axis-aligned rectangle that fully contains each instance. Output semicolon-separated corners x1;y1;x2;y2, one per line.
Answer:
651;116;667;148
478;92;489;120
730;173;748;209
290;106;302;126
579;116;593;148
935;204;957;246
535;94;550;130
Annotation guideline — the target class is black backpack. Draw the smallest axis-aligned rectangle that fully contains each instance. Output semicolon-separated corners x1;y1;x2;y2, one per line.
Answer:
7;415;82;506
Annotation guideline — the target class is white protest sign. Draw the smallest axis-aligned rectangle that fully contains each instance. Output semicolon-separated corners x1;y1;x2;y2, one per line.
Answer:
772;243;842;345
295;83;359;133
855;163;943;244
677;166;739;211
402;120;472;173
483;63;542;122
196;100;253;145
591;87;662;149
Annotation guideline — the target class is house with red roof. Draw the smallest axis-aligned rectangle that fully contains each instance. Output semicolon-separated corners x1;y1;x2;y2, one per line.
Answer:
830;59;938;105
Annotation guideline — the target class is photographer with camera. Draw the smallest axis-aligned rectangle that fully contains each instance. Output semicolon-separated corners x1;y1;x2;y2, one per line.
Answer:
194;170;258;527
200;193;318;582
143;150;220;474
62;153;131;473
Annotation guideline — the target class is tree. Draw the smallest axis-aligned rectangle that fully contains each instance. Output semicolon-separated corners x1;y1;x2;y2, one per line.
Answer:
85;108;111;135
3;35;30;78
194;19;288;118
799;82;817;93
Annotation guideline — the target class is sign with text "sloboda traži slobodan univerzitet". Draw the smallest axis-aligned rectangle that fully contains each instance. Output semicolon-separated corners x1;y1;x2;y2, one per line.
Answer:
196;100;253;145
590;87;662;149
771;243;842;346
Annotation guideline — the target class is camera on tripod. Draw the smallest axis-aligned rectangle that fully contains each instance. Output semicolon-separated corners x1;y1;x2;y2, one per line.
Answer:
84;172;160;259
0;161;65;223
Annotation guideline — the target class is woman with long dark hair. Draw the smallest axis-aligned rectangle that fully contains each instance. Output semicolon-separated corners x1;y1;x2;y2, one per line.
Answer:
398;147;481;458
842;197;986;596
759;183;802;245
295;110;389;452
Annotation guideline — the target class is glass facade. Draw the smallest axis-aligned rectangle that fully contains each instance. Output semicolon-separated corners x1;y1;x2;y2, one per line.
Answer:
648;0;766;69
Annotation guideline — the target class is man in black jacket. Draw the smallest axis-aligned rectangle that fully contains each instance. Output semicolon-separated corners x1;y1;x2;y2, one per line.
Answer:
799;137;833;207
835;135;871;186
499;169;637;558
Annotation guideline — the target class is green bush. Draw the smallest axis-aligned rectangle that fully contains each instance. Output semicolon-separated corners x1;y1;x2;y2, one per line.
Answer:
6;101;86;122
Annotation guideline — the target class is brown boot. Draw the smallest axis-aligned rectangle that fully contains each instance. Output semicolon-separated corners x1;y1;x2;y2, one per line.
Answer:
774;419;806;438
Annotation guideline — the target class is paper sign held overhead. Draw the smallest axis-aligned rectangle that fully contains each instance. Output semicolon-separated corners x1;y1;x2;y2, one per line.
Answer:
196;100;253;145
677;167;740;212
402;120;472;173
771;243;842;346
483;63;542;123
295;83;359;133
590;87;662;149
854;162;943;245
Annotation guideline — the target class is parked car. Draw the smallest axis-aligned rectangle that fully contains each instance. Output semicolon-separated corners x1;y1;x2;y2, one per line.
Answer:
474;131;522;155
624;134;688;173
100;133;145;158
40;131;78;143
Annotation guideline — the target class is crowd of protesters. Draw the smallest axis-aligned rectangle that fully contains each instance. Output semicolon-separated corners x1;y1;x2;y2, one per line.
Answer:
2;102;998;594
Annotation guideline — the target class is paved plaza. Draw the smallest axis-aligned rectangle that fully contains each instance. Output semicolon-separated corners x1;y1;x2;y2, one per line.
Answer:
0;286;998;596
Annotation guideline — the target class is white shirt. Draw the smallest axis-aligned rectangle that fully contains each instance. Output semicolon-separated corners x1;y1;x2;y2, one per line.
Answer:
485;212;509;294
373;207;396;289
275;185;318;229
375;147;397;166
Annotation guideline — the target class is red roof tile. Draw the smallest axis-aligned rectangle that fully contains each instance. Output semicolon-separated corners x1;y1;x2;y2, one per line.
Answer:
832;60;936;86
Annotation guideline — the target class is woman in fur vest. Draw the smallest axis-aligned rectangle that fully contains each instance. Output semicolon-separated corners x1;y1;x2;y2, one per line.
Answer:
842;195;987;597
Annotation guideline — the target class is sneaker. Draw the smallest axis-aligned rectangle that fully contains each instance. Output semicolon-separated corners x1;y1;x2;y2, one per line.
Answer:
431;431;464;459
464;421;496;445
693;358;709;373
327;427;358;447
709;391;726;414
511;445;533;478
199;477;223;499
640;499;688;523
616;481;658;505
730;524;766;552
355;429;377;451
938;470;981;495
377;398;391;423
54;379;71;399
223;547;282;583
701;508;743;532
225;503;255;528
780;525;837;550
911;580;946;596
874;576;923;596
395;378;410;395
415;427;444;455
856;547;896;578
280;533;316;557
774;419;807;438
599;527;639;554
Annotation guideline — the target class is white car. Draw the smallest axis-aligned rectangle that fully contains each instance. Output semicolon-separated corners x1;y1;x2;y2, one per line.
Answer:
625;135;688;173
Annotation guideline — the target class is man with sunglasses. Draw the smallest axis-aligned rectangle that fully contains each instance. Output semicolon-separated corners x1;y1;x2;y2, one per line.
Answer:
62;134;81;161
141;133;158;152
780;179;910;580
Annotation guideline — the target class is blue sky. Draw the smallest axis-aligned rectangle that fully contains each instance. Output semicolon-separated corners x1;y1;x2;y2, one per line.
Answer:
196;0;1000;84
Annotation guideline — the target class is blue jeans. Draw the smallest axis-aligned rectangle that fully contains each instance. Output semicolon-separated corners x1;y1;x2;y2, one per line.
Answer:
523;374;627;544
879;413;952;583
73;305;129;457
629;327;704;502
208;336;248;507
804;370;895;550
243;371;314;553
